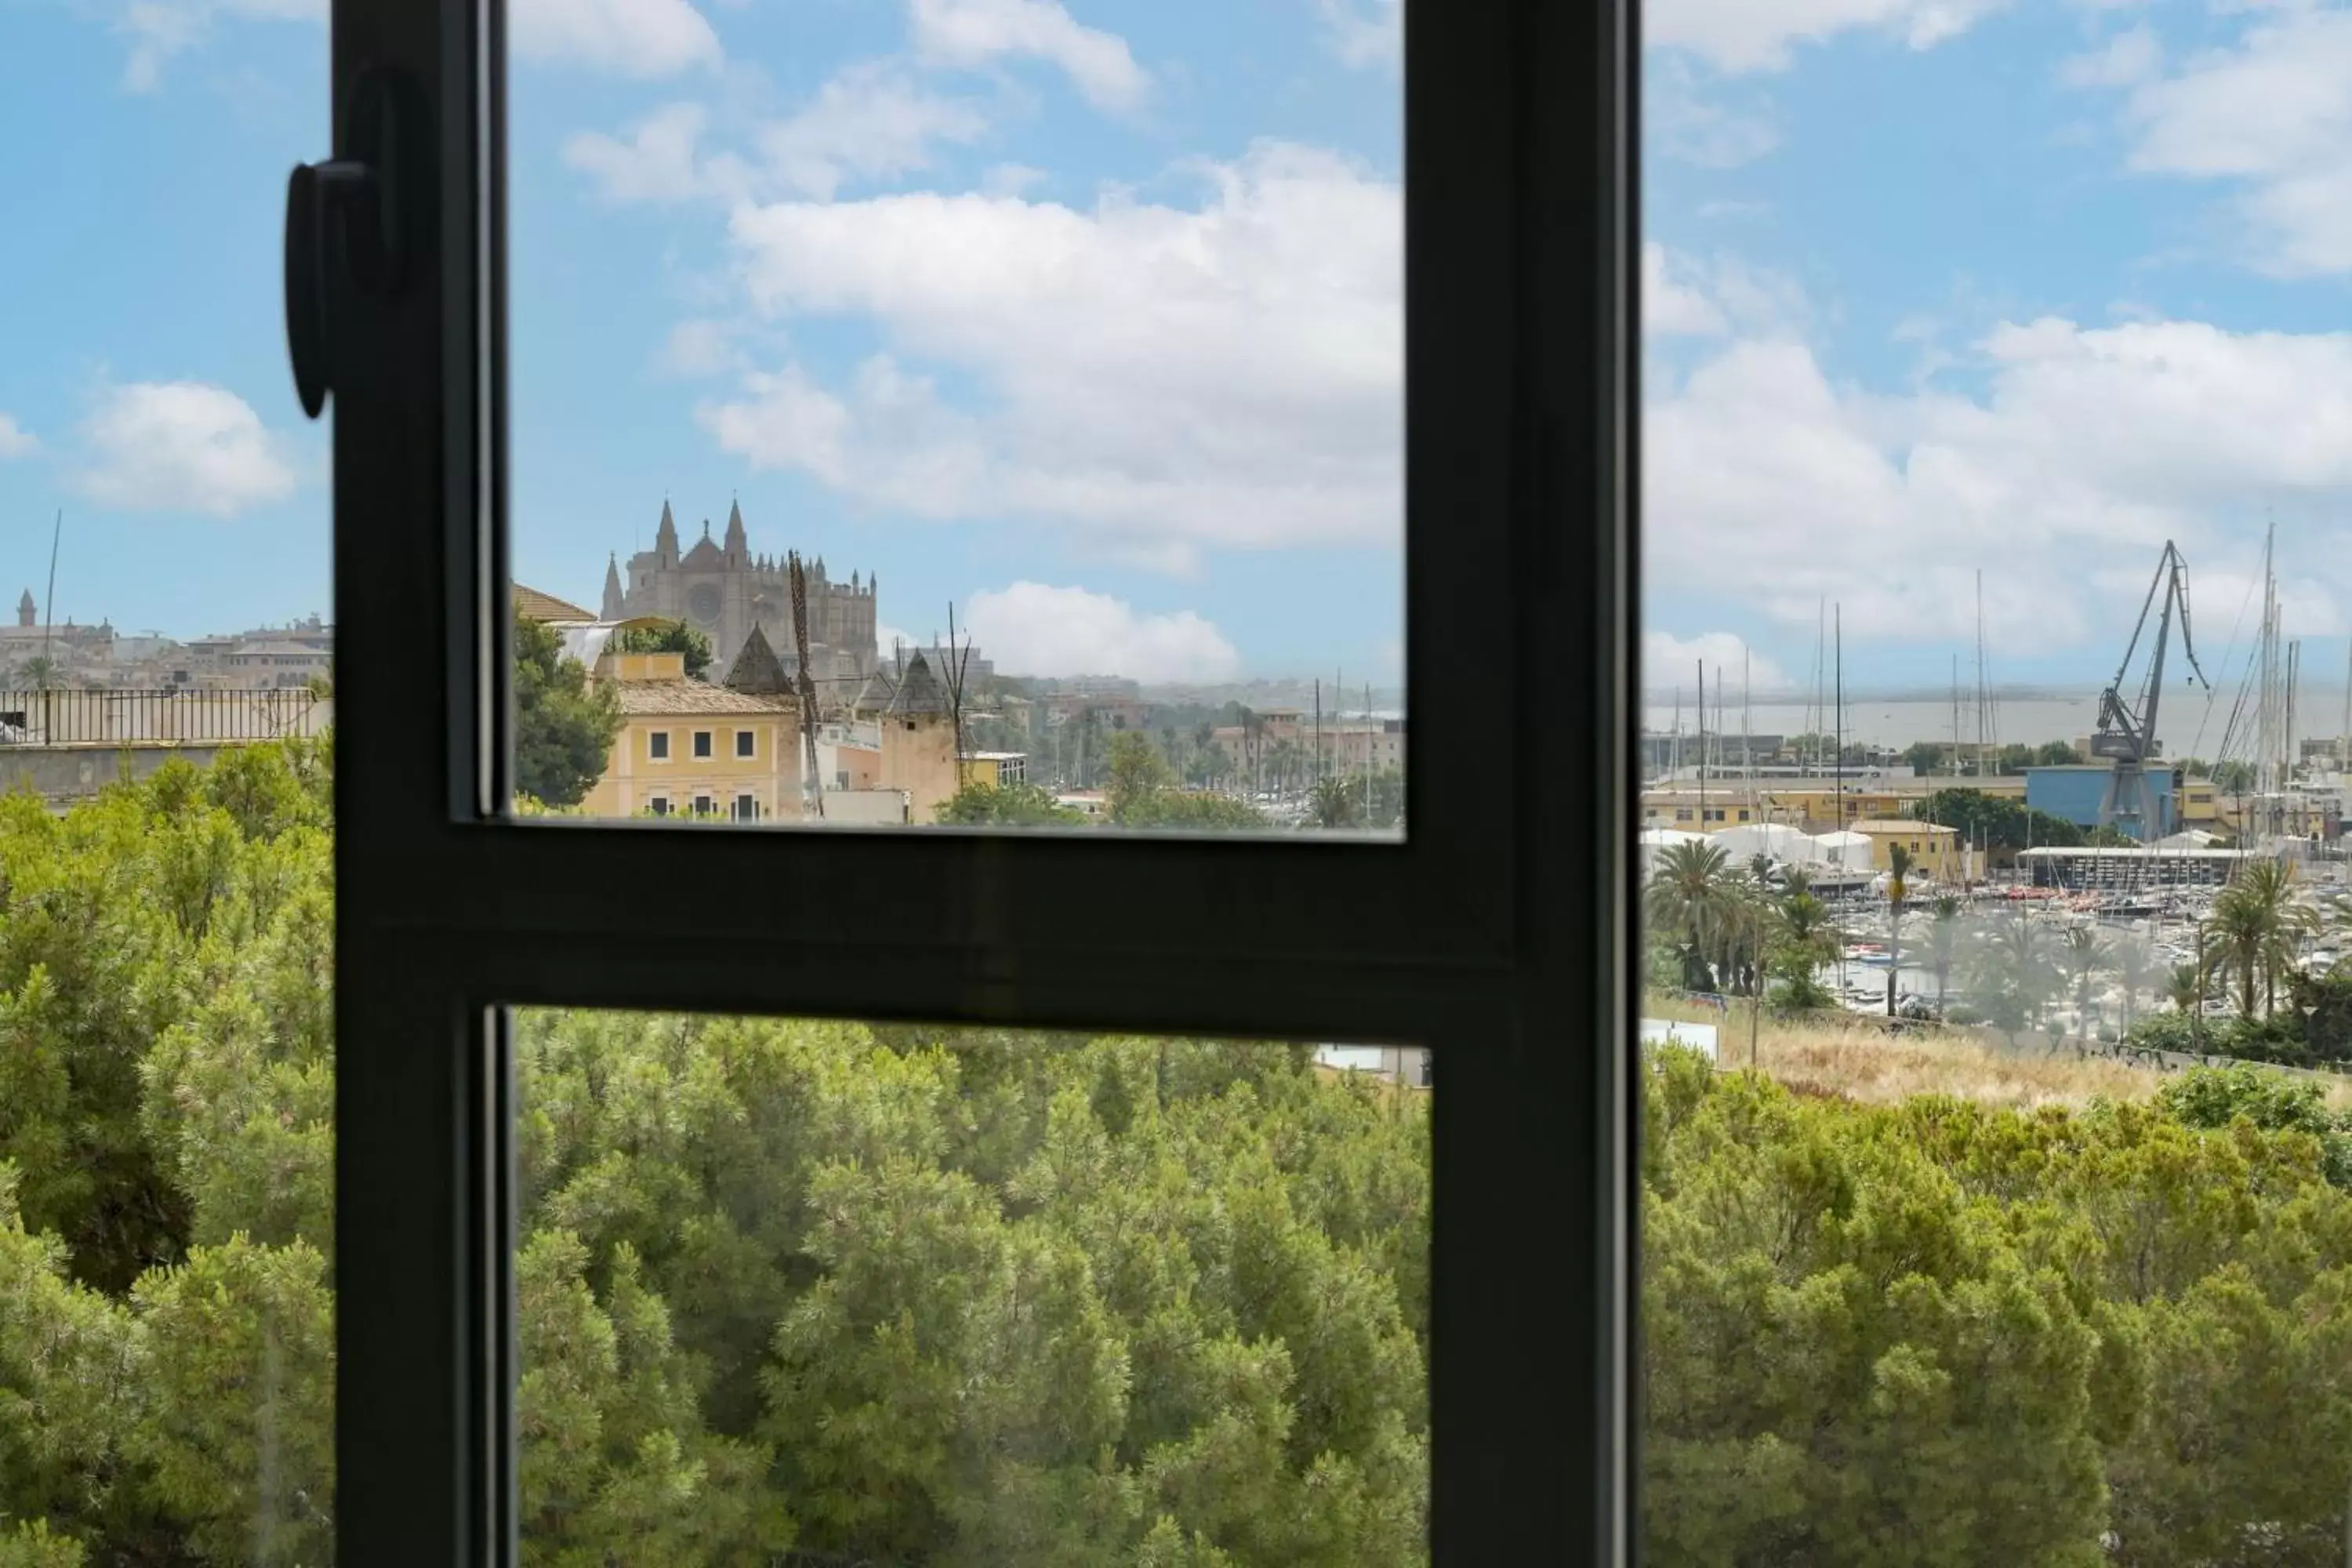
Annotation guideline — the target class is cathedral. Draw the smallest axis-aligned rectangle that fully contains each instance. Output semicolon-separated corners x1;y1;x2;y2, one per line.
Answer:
604;499;879;682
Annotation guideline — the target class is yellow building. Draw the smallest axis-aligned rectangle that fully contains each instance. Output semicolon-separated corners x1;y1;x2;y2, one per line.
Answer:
2178;778;2220;824
1847;819;1961;882
580;633;802;822
1638;776;2025;834
967;752;1029;789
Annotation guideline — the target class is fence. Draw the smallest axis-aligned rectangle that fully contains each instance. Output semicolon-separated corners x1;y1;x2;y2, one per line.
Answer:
0;687;327;746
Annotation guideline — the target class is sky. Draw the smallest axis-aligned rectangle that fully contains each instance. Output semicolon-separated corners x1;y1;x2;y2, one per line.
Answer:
5;1;2351;695
0;0;1404;684
1646;0;2352;701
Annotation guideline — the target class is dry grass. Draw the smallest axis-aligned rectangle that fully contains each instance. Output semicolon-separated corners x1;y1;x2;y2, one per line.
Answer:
1648;995;2158;1112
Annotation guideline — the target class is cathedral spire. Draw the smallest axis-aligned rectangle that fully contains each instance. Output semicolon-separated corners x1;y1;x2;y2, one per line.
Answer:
724;496;747;562
655;498;679;562
601;554;624;621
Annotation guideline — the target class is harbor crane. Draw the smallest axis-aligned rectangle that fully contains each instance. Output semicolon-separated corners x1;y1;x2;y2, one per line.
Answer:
2091;540;2207;841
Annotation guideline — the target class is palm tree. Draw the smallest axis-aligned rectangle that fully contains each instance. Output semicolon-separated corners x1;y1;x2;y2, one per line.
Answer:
1926;895;1963;1018
1647;840;1737;993
1969;912;2056;1046
2210;858;2315;1018
2059;925;2111;1041
2109;935;2160;1034
1884;843;1915;1016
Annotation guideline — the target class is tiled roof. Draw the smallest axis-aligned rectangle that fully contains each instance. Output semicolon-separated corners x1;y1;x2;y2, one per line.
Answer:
514;584;595;623
615;680;797;717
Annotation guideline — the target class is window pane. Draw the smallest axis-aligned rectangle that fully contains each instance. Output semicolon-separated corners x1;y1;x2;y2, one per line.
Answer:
511;1010;1429;1563
0;10;332;1563
1642;4;2352;1559
508;2;1404;836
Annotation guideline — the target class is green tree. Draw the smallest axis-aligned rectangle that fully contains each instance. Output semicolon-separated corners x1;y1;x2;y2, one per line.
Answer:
935;781;1083;826
2060;924;2112;1040
1968;911;2057;1043
611;620;713;681
1882;843;1914;1018
515;615;622;809
1647;841;1737;993
1309;776;1362;829
2211;858;2314;1018
1925;895;1963;1018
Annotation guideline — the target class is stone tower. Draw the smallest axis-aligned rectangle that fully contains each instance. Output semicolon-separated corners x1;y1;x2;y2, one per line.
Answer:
16;590;32;629
613;498;880;680
601;555;624;622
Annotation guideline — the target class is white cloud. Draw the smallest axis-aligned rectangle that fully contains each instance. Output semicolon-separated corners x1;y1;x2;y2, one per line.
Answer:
757;62;988;199
0;416;36;460
112;0;714;87
1648;55;1781;168
1648;286;2352;660
1645;244;1727;337
963;582;1243;681
565;103;734;203
707;141;1401;565
74;382;295;517
115;0;317;93
2059;24;2159;90
1644;633;1785;692
1317;0;1400;70
909;0;1148;111
510;0;720;76
659;319;743;378
1645;0;2006;76
2115;6;2352;276
567;65;985;205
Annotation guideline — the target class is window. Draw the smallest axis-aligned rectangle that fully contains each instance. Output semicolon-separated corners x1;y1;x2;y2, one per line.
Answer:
735;729;754;759
648;797;671;817
315;1;1618;1564
692;731;712;760
0;13;333;1564
1640;0;2344;1560
692;794;713;817
649;731;670;760
732;793;756;822
509;3;1405;840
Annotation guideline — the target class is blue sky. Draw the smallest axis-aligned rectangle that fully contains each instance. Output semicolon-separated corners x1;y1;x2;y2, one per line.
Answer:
10;0;2352;697
0;0;1405;684
1646;0;2352;700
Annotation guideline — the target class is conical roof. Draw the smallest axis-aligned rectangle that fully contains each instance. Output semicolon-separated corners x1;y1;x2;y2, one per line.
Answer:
887;650;952;716
724;622;792;695
850;668;898;715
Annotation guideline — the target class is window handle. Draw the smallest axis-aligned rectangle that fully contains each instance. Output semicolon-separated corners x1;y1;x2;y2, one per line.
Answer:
284;68;419;419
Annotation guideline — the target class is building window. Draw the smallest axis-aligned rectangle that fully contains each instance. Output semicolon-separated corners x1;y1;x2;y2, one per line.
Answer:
649;731;670;760
693;794;713;817
648;797;670;816
735;730;754;758
733;793;756;822
693;730;713;759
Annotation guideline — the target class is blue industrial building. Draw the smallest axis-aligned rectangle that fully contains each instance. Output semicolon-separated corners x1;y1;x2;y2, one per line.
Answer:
2024;764;2178;840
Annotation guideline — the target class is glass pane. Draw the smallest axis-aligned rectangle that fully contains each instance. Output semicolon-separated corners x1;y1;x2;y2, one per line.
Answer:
508;2;1404;835
511;1010;1429;1564
1642;4;2352;1561
0;9;332;1560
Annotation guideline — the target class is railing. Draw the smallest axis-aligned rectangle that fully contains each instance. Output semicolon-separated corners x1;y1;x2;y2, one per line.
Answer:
0;687;327;746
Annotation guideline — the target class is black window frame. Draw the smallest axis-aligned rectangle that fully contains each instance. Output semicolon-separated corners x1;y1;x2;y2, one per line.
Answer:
735;728;754;758
692;728;712;758
328;0;1636;1563
647;728;668;760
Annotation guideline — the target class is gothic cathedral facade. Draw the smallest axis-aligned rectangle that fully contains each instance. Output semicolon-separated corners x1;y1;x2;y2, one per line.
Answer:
604;500;879;681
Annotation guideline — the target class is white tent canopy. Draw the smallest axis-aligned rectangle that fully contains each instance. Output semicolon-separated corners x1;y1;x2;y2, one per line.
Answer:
1715;822;1819;862
1810;829;1873;863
